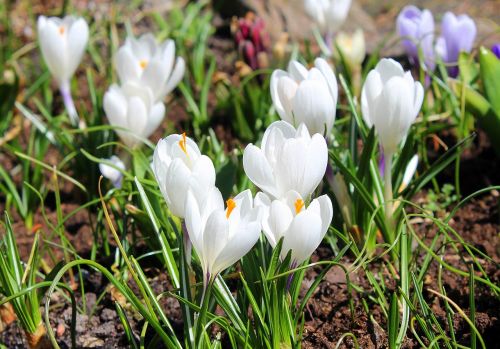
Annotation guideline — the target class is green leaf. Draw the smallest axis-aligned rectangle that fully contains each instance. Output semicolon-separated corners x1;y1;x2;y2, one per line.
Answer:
479;46;500;116
458;52;478;85
388;292;399;349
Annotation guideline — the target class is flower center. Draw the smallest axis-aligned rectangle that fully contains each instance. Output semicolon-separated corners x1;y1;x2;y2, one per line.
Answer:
294;198;305;214
226;198;236;218
139;60;148;69
59;26;65;35
178;132;187;155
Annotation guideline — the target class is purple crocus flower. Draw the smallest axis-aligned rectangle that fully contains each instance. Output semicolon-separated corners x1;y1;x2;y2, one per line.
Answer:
396;6;436;71
436;12;476;77
492;44;500;59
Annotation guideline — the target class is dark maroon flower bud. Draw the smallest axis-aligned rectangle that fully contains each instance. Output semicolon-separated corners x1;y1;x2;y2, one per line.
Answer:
232;11;270;71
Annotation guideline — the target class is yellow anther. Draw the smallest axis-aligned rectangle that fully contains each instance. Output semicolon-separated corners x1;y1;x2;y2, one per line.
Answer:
178;132;187;155
226;198;236;218
139;60;148;69
294;199;305;214
59;26;65;35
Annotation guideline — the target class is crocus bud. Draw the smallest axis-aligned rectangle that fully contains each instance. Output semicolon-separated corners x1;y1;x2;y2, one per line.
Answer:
99;156;125;189
256;190;333;265
436;12;476;77
184;188;261;286
152;133;216;218
115;33;185;102
396;6;435;71
492;44;500;59
243;121;328;200
270;58;338;135
103;82;165;148
304;0;352;35
335;29;366;67
37;15;89;84
361;59;424;155
232;12;270;71
326;170;352;228
400;154;418;192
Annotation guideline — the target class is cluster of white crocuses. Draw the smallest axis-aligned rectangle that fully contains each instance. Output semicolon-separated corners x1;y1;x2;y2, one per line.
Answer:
103;34;185;149
244;121;333;266
152;133;261;287
152;120;334;287
38;15;89;126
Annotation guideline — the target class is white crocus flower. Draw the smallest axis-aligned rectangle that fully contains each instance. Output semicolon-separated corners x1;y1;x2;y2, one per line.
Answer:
270;58;338;136
256;190;332;265
103;82;165;148
335;29;366;67
243;121;328;200
115;33;185;102
38;15;89;125
152;133;216;218
185;187;262;286
99;156;125;189
304;0;352;35
361;58;424;155
362;59;423;221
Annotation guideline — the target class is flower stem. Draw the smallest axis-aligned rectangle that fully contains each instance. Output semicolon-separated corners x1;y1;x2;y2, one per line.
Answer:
383;151;394;231
59;80;79;127
195;276;213;346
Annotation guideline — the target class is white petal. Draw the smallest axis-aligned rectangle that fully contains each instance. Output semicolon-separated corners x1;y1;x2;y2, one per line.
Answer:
189;155;217;207
163;56;185;97
265;199;293;247
314;58;338;105
261;120;296;150
185;190;203;254
302;134;328;198
402;155;419;187
374;77;415;153
361;70;383;128
270;70;288;120
38;17;67;82
375;58;405;81
287;60;308;81
143;102;165;138
125;96;149;146
307;195;333;238
413;81;424;117
212;219;261;276
274;138;308;198
115;47;141;84
164;159;191;217
141;60;170;99
104;85;127;126
200;186;224;224
276;76;298;125
66;18;88;78
203;210;229;275
243;144;277;198
292;79;335;135
281;211;322;264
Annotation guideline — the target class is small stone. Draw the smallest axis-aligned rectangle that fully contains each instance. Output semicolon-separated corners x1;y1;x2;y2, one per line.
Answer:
56;322;65;337
100;308;116;322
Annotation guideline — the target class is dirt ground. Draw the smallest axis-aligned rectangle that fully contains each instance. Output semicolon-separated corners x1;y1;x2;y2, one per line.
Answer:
0;0;499;348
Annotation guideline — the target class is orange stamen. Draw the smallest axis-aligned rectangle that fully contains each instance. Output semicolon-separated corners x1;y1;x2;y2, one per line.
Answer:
59;26;65;35
178;132;187;155
226;198;236;218
294;199;305;214
139;60;148;69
